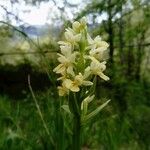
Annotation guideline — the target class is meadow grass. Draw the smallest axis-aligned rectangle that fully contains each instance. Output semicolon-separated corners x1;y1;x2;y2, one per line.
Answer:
0;80;149;150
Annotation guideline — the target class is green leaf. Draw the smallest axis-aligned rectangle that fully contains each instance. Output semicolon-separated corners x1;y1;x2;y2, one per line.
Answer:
61;105;72;115
82;100;110;124
81;95;95;116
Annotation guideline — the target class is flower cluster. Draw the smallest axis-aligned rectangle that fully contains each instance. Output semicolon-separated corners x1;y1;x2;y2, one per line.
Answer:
53;17;109;96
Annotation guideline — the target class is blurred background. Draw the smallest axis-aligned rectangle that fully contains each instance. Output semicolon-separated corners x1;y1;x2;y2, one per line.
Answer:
0;0;150;149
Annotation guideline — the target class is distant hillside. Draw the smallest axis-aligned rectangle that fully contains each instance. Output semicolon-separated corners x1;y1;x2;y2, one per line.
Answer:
19;24;61;38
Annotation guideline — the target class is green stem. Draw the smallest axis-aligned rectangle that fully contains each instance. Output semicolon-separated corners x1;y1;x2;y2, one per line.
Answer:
72;114;81;150
28;75;55;146
69;93;81;150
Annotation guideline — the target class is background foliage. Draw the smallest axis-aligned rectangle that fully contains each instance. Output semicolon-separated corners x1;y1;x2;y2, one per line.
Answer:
0;0;150;149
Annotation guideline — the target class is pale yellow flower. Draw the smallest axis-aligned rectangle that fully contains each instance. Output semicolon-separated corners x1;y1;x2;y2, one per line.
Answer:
63;79;80;92
72;17;87;33
88;35;109;49
57;52;77;65
53;52;78;76
63;73;93;92
58;41;71;46
53;63;66;75
75;73;93;86
58;41;74;59
60;44;72;56
64;28;81;45
58;84;69;96
72;21;81;33
87;56;110;81
54;17;110;96
53;62;74;76
80;17;87;27
89;47;108;61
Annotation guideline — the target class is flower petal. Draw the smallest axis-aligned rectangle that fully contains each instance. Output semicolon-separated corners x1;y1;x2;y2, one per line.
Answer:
98;72;110;81
83;81;93;86
70;85;80;92
63;79;73;89
67;66;75;76
53;64;65;74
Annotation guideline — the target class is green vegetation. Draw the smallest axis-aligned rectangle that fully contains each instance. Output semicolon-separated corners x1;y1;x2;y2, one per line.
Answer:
0;0;150;149
0;80;150;149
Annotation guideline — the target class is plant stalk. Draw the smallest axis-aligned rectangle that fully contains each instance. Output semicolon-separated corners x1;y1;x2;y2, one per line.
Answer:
72;114;81;150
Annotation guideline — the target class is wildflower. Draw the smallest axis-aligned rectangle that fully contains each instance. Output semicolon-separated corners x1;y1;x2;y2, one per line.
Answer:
64;28;81;45
53;52;78;76
80;17;87;27
60;44;72;56
89;47;108;61
88;35;109;50
58;84;69;96
53;18;110;150
72;17;87;33
58;41;71;47
72;21;81;33
54;17;109;96
87;56;109;81
63;73;93;92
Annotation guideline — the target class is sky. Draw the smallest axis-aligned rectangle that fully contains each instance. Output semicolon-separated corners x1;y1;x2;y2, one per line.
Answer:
0;0;84;26
0;0;108;26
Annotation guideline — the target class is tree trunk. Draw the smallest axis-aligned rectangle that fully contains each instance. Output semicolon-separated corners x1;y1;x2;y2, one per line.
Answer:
108;0;114;64
135;31;145;81
118;2;125;65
